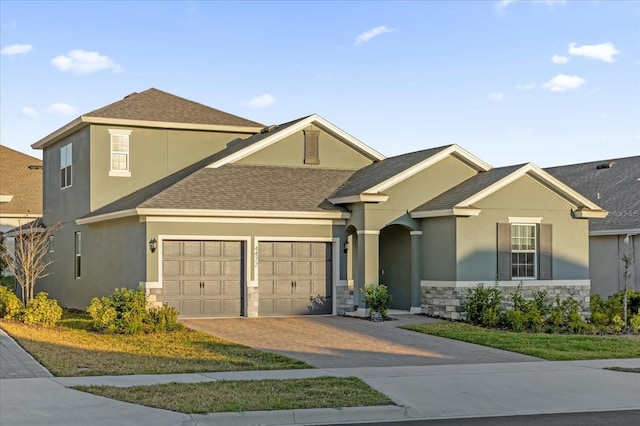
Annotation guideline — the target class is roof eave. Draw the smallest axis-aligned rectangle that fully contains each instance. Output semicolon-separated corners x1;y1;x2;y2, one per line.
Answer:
411;207;482;218
573;209;609;219
32;116;263;150
328;194;390;204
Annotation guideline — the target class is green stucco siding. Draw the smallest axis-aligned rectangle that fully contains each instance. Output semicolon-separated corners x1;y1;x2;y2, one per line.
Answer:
236;127;371;169
422;216;457;281
89;125;252;211
455;175;590;282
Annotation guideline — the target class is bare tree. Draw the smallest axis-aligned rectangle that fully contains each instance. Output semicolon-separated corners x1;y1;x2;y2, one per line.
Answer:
1;220;60;304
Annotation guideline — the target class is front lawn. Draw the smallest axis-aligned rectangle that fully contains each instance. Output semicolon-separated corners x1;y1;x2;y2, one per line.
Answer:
0;311;309;376
402;322;640;361
74;377;393;413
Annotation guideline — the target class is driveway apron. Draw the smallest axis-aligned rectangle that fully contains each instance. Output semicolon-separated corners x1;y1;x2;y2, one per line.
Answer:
181;314;541;368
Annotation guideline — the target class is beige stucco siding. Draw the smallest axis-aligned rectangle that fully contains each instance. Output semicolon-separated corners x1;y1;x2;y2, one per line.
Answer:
236;127;372;169
89;125;251;211
455;175;590;282
363;155;478;230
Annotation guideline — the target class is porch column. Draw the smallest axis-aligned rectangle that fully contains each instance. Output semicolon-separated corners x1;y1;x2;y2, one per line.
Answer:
410;231;423;313
356;230;380;316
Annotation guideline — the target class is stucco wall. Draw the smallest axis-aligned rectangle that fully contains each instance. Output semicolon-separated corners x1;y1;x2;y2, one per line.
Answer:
456;175;590;282
422;216;457;281
89;125;252;211
236;126;371;170
590;234;640;297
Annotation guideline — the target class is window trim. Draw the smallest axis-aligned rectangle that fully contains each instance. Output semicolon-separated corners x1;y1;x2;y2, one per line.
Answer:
60;143;72;189
511;223;537;280
74;232;81;279
108;129;132;177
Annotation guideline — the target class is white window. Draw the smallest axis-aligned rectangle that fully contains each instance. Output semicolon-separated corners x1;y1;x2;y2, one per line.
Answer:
75;232;81;279
511;224;536;279
108;129;132;177
60;143;72;188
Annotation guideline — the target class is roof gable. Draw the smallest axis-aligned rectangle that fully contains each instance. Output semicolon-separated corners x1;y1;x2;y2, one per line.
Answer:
206;114;385;168
412;163;607;218
0;145;42;217
33;88;264;149
329;144;491;203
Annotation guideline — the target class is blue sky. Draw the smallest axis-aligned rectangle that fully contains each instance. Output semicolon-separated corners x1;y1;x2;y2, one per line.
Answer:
1;0;639;167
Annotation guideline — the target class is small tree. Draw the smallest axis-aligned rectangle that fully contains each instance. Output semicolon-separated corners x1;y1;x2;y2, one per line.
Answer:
1;220;60;304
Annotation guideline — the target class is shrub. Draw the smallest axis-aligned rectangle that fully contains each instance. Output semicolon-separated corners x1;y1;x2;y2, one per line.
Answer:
146;305;183;332
525;307;545;333
362;283;392;319
504;309;526;332
0;286;23;319
87;288;182;334
610;314;624;332
465;283;503;328
630;313;640;333
21;292;62;326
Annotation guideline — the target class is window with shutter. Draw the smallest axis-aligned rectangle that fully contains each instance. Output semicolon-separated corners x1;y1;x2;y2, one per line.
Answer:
497;223;511;281
538;223;553;280
304;129;319;165
497;222;552;281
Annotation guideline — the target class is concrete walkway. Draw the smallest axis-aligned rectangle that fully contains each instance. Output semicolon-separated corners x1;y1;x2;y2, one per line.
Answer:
2;324;640;425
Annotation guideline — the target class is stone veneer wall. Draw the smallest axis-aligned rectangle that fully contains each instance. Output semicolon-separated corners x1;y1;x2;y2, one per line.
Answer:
336;280;356;315
422;283;591;320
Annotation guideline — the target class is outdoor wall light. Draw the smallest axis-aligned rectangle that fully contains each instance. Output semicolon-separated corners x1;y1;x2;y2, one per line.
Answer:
149;238;157;254
343;239;349;254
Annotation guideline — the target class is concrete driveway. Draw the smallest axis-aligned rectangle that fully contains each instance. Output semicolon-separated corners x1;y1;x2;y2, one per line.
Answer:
181;314;541;368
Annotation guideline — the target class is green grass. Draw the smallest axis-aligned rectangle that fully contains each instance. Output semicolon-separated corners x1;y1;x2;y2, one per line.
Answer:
402;322;640;361
74;377;393;413
0;311;309;376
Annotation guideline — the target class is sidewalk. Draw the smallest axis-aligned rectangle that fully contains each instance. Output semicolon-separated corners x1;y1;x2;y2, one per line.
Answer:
2;328;640;426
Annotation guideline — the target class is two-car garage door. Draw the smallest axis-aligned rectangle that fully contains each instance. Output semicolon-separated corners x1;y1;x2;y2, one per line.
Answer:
162;240;332;317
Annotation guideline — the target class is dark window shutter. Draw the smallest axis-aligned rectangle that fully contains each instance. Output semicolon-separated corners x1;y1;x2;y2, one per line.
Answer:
304;129;319;164
538;223;552;280
497;223;511;281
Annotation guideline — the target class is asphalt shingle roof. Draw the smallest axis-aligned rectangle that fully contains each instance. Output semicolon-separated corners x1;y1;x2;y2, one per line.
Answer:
330;146;452;198
0;145;42;216
84;88;264;128
546;156;640;233
412;164;523;212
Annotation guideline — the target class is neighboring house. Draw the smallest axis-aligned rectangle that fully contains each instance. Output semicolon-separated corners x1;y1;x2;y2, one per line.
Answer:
32;88;607;318
546;157;640;297
0;145;43;275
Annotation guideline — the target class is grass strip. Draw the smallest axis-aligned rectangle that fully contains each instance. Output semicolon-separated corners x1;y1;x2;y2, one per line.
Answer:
402;322;640;361
73;377;393;413
0;312;309;376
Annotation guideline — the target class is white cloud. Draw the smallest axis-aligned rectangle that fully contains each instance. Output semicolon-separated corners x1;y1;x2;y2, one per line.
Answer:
247;94;276;108
1;43;32;56
22;107;38;117
495;0;518;10
354;26;394;46
46;103;78;115
489;92;504;101
496;0;565;10
542;74;586;92
551;54;569;64
51;49;122;74
516;83;536;91
568;42;620;63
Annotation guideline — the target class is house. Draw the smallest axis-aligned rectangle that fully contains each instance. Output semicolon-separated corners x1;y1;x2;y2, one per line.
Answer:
32;88;607;318
546;157;640;297
0;145;43;274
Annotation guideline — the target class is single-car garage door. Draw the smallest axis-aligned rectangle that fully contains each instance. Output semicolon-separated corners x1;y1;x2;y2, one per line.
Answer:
258;241;332;316
162;240;244;317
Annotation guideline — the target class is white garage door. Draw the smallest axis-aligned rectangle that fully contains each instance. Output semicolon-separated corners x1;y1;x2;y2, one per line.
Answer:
162;240;244;317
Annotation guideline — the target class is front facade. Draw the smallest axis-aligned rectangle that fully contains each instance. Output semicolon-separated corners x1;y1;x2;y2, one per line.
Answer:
33;89;607;318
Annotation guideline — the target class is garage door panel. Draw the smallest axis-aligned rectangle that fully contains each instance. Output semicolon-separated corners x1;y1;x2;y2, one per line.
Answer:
295;280;311;295
203;241;221;257
276;243;293;257
295;261;312;276
163;241;180;257
183;241;202;257
295;243;311;257
259;261;273;276
223;260;242;276
183;280;202;297
224;243;241;257
183;260;201;276
163;260;180;277
275;298;293;313
259;280;274;295
181;299;202;315
276;261;293;276
276;280;293;295
222;299;241;316
259;243;274;258
163;280;180;296
313;261;329;276
202;280;221;296
203;260;221;276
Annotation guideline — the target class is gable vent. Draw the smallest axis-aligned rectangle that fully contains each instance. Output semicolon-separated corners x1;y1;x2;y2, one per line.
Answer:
304;129;320;165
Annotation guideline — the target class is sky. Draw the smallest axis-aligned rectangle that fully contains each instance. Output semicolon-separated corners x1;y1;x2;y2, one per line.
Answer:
1;0;639;167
